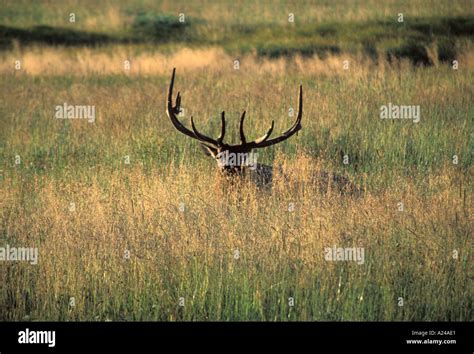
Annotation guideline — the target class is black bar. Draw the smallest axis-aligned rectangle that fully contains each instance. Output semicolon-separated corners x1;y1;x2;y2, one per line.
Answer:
0;321;472;353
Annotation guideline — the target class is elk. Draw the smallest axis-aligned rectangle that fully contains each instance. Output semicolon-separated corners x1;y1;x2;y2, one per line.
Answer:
165;68;360;193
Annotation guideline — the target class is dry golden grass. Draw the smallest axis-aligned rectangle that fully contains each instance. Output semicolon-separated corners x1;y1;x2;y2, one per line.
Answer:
5;45;474;77
0;42;472;320
1;154;471;320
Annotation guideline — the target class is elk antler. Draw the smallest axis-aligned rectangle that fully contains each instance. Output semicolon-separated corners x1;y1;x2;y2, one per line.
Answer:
166;68;303;150
166;68;224;150
239;85;302;149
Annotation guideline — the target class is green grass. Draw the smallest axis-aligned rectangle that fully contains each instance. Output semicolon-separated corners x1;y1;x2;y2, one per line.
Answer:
1;62;473;321
1;0;473;63
1;67;471;183
0;0;472;322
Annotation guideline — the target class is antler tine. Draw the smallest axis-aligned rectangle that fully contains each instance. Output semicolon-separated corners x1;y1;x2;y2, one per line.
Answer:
239;111;246;144
248;85;303;149
217;111;226;144
252;121;274;145
166;68;220;149
175;91;181;113
166;69;302;152
190;116;221;146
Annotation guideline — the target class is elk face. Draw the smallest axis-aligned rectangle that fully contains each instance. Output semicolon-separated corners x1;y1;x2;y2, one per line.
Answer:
165;68;302;179
200;144;257;175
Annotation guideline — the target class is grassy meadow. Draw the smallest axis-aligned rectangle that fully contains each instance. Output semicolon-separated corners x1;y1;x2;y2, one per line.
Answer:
0;1;473;321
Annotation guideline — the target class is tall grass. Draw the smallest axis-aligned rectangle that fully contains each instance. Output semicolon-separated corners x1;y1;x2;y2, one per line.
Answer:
0;158;471;321
0;50;472;320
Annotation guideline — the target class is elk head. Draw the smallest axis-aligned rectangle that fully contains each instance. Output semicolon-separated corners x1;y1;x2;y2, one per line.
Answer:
166;68;302;175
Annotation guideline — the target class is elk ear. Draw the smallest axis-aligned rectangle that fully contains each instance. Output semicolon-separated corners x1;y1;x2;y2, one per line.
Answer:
199;144;217;158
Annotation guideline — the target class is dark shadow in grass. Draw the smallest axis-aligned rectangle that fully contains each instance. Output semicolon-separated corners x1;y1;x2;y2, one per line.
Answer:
257;43;340;58
386;41;432;66
385;37;457;66
0;13;198;50
382;16;472;65
0;25;126;49
408;16;474;37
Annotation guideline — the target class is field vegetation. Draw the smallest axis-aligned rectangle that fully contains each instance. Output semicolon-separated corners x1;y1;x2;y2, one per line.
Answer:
0;0;472;321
